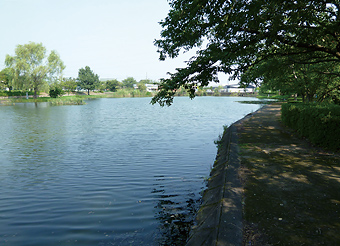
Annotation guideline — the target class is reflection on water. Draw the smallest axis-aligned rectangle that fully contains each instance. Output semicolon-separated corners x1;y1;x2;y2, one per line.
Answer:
156;194;201;245
0;97;262;245
152;175;202;245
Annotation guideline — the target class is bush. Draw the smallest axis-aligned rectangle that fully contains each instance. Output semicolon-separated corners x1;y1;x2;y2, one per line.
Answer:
0;90;34;97
49;85;63;98
281;103;340;151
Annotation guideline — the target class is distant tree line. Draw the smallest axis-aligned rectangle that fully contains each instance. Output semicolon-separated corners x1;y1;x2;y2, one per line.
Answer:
76;67;158;95
0;42;159;98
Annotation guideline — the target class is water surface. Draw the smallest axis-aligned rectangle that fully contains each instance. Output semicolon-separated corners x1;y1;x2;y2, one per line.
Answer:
0;97;262;245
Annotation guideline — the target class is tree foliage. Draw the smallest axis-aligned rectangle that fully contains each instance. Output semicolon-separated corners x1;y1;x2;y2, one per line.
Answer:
122;77;137;88
242;55;340;102
137;83;147;91
0;68;14;90
47;50;66;84
49;83;63;98
77;66;99;95
5;42;65;98
152;0;340;106
139;79;153;84
61;77;77;95
106;79;121;92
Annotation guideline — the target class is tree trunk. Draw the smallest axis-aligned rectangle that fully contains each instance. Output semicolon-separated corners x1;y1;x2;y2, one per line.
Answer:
301;93;305;103
34;88;38;99
87;89;90;95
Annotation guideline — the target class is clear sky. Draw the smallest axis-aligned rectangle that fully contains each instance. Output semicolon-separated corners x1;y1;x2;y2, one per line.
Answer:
0;0;230;84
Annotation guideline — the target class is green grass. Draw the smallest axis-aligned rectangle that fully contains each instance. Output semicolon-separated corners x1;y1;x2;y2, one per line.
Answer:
0;89;156;106
257;94;303;102
49;98;85;105
1;96;85;105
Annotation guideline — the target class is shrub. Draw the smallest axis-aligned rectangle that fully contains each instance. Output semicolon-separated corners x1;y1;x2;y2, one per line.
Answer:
49;84;63;98
0;90;34;97
281;103;340;151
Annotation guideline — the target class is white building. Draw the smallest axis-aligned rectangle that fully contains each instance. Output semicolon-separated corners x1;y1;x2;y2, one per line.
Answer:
133;83;159;92
223;84;257;93
145;84;158;92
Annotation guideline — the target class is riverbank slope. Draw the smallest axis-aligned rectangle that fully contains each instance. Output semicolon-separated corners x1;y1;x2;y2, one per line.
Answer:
187;103;340;245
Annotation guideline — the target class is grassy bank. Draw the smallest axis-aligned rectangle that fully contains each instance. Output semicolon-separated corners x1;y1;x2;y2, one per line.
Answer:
257;93;303;102
0;89;303;106
0;89;154;105
0;96;85;106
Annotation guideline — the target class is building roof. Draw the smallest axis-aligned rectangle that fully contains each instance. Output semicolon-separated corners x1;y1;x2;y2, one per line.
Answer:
223;84;256;89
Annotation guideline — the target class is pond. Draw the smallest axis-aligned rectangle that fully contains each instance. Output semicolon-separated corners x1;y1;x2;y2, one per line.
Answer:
0;96;263;245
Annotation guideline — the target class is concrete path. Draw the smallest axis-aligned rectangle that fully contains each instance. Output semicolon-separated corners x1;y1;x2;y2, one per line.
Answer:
186;104;284;246
186;103;340;245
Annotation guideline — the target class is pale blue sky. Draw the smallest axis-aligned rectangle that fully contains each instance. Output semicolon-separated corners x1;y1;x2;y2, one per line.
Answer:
0;0;193;81
0;0;230;84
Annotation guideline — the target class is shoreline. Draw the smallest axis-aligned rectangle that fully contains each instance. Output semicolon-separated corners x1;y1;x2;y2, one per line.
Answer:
187;103;340;245
186;105;263;246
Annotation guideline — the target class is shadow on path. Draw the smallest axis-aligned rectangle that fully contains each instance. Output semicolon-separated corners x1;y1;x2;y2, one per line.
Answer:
237;104;340;245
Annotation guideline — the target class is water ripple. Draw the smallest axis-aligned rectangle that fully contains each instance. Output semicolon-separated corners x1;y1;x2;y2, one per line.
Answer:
0;97;262;245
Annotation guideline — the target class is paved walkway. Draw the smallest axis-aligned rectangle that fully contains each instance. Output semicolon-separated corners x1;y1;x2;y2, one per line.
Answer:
186;103;340;245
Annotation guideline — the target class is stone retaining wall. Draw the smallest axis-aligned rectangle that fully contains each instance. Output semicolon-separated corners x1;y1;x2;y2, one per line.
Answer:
186;110;259;246
185;123;243;246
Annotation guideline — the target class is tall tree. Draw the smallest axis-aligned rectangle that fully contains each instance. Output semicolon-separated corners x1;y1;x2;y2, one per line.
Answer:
139;79;153;84
77;66;99;95
152;0;340;106
106;79;121;92
47;50;66;84
241;54;340;102
5;42;65;98
61;77;77;95
122;77;137;88
0;68;14;90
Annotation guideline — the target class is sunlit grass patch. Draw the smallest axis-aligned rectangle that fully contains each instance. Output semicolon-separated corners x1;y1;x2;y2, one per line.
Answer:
2;96;85;106
49;98;85;105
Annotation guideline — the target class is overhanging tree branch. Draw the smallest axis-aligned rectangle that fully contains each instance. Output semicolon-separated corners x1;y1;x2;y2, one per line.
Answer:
152;0;340;105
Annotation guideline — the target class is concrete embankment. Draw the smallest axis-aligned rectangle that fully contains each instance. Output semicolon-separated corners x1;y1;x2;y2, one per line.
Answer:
186;109;258;246
187;103;340;245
